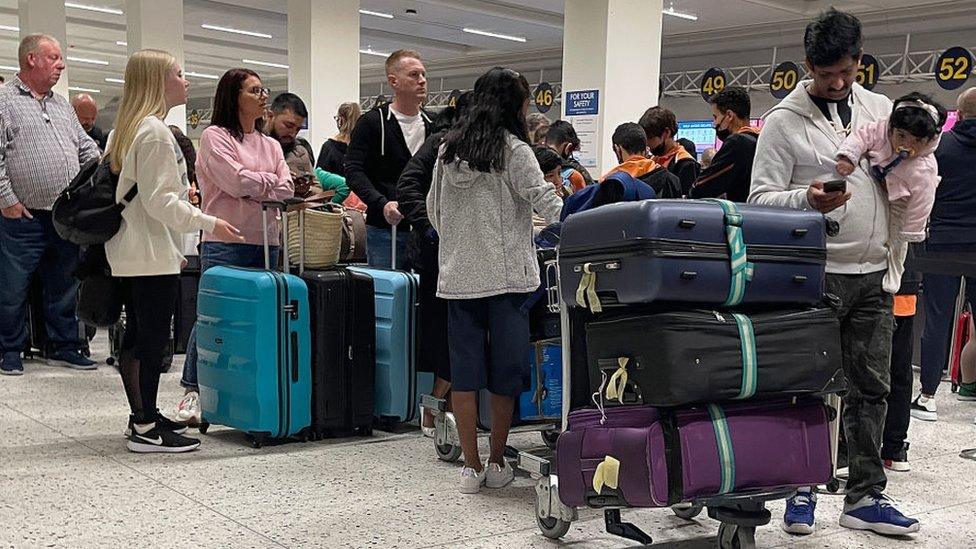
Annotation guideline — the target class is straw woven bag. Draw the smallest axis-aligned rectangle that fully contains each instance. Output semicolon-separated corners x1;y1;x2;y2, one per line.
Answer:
285;205;343;269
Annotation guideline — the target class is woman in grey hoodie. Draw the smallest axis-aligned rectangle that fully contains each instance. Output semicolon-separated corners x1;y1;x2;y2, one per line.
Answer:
427;67;562;494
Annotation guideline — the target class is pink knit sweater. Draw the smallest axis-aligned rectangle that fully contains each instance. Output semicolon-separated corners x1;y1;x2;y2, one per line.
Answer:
196;126;293;246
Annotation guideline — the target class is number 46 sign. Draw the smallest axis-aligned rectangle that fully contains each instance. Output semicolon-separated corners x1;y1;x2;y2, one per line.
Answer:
935;47;973;90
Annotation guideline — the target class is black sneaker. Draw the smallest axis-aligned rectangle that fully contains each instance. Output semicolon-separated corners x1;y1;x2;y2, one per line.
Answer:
882;442;910;472
123;412;188;437
126;425;201;453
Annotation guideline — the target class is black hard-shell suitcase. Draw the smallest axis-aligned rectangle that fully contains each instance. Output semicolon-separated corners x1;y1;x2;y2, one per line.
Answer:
559;199;828;310
302;268;376;437
584;307;846;408
173;256;200;355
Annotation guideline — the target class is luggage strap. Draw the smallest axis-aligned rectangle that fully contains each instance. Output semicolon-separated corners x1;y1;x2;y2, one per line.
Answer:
592;455;621;494
707;404;736;495
575;263;604;313
604;357;629;404
702;199;754;306
731;313;758;400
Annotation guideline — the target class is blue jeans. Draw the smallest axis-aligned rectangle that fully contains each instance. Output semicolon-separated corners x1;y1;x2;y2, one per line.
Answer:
181;242;279;390
0;211;81;354
366;225;409;270
919;243;976;395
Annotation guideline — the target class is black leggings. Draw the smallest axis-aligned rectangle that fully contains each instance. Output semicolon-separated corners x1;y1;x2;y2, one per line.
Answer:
118;275;178;423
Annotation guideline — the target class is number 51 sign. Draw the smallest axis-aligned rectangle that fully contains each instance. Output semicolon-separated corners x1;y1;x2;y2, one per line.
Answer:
935;47;973;90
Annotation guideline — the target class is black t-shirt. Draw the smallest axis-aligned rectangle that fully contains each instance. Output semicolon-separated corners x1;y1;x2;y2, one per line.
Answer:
809;92;853;135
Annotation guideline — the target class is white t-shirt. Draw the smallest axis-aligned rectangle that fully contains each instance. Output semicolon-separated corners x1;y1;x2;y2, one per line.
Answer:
390;106;425;155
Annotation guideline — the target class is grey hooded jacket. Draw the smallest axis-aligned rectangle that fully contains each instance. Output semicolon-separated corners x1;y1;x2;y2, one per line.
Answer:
749;81;895;281
427;133;563;299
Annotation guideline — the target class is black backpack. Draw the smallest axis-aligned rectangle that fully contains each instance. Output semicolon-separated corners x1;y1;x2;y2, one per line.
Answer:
52;157;136;245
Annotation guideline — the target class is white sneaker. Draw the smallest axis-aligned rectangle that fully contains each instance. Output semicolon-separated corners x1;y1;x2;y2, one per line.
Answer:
485;459;515;489
910;394;938;422
459;466;486;494
176;391;201;424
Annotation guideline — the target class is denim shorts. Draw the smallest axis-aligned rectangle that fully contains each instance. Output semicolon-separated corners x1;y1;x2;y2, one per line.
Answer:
447;292;530;398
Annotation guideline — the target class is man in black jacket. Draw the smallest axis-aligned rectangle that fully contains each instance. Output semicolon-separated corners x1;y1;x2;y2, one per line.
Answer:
345;49;433;269
689;87;760;202
916;86;976;419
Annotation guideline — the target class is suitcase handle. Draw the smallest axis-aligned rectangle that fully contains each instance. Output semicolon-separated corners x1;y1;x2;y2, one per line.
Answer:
290;331;299;382
573;261;620;273
793;275;808;284
793;228;808;237
678;219;696;229
681;270;698;280
261;198;304;272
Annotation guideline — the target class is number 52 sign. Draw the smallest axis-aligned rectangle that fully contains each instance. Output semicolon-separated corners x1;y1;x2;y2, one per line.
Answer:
935;46;973;90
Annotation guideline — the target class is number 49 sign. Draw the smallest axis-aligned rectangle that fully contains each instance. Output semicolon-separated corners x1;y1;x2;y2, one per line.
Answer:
935;47;973;90
700;67;726;102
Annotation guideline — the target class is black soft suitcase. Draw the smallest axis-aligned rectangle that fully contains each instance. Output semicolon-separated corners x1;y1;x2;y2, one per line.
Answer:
559;199;828;310
302;268;376;437
25;275;93;359
584;307;846;407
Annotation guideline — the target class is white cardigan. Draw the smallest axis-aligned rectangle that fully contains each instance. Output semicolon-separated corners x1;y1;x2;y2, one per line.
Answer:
106;116;216;277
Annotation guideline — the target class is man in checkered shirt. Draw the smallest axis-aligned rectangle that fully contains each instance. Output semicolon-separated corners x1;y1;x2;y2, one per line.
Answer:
0;34;101;376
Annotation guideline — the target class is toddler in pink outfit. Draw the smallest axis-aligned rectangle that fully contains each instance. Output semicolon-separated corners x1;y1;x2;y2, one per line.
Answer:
835;92;946;242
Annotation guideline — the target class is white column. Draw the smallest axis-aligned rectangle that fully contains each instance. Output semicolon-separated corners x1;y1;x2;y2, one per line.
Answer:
288;0;360;150
18;0;69;97
125;0;186;130
561;0;663;176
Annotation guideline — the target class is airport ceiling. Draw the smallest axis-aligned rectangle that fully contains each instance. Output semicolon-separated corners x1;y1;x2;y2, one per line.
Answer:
0;0;969;99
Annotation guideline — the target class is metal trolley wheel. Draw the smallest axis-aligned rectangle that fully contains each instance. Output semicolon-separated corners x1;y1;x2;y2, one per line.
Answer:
537;514;571;539
541;428;560;449
672;502;704;520
717;522;756;549
435;439;462;462
433;412;462;462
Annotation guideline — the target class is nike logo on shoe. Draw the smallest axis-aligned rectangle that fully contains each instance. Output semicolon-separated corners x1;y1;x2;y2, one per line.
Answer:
135;435;163;445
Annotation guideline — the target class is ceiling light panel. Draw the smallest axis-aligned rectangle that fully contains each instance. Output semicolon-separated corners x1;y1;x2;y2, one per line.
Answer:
359;48;391;58
67;56;109;66
359;9;393;19
201;24;272;39
0;25;19;32
65;3;124;16
462;27;526;43
185;71;219;80
243;59;289;69
68;86;101;93
105;77;125;83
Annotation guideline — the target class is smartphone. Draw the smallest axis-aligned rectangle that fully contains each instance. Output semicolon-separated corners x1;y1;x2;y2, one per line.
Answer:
822;179;847;194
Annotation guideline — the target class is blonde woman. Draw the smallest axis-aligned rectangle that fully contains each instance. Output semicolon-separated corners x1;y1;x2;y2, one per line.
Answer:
316;101;362;176
105;49;241;453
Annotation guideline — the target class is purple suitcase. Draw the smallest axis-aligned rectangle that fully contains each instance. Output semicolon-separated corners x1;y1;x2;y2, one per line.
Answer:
556;399;832;508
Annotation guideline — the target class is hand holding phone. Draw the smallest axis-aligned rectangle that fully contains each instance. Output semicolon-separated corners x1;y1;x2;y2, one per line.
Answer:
822;179;847;194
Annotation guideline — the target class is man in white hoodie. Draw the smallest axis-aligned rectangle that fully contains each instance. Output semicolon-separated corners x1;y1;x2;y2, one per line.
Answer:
750;8;920;538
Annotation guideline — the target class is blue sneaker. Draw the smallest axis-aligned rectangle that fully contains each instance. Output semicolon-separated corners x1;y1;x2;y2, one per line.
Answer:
781;491;816;535
840;492;920;535
1;352;24;376
46;349;97;370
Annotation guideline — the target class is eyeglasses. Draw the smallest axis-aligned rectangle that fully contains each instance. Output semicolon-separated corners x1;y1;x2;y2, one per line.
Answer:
244;86;271;97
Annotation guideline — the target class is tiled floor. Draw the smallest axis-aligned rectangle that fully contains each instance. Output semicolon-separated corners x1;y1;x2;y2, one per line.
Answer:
2;333;975;548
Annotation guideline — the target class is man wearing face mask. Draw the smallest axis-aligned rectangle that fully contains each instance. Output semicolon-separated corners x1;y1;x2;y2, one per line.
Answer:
689;87;761;202
639;106;700;196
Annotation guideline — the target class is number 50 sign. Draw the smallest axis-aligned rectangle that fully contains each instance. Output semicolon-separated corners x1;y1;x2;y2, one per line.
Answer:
935;47;973;90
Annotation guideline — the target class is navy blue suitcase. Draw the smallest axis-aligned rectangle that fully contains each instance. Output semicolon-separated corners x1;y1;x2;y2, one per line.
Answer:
559;199;827;310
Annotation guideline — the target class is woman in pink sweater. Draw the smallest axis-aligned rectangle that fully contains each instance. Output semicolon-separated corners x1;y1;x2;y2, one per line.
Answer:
835;92;947;242
173;68;293;425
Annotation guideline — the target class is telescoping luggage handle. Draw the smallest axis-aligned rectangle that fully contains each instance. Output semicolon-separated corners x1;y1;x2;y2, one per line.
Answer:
261;198;304;272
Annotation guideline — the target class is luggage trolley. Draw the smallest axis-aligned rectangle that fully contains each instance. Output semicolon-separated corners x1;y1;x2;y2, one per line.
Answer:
516;253;843;549
421;252;563;463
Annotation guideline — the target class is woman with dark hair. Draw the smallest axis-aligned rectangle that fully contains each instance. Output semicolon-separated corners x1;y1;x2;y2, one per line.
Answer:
397;93;470;437
172;68;293;425
427;68;562;493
